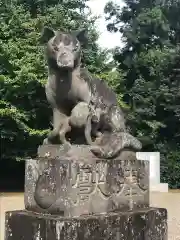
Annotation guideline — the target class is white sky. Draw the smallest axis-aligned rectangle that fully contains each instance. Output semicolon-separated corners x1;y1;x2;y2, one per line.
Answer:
87;0;125;49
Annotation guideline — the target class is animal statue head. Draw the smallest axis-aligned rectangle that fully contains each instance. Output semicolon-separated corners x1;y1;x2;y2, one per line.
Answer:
40;27;88;70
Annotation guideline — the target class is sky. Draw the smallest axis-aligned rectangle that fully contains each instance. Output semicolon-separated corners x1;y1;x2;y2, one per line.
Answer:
87;0;125;49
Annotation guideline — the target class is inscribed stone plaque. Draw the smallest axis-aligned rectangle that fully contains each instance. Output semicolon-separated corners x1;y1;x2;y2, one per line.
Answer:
24;145;149;217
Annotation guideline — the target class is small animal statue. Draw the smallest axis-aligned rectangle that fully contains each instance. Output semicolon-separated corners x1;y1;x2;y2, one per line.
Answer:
68;102;142;158
83;102;142;158
85;100;126;144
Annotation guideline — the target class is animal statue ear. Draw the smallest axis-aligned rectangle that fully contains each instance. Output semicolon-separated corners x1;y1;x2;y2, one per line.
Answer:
40;27;56;44
72;29;88;45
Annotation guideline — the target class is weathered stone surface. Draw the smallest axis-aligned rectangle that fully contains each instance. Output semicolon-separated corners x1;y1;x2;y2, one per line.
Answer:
4;208;167;240
24;144;149;217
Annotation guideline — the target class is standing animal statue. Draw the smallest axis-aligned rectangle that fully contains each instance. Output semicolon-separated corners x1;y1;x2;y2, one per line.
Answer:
41;27;142;157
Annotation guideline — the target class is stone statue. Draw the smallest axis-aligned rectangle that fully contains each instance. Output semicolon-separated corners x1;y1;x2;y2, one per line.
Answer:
4;27;167;239
41;26;142;157
65;101;142;158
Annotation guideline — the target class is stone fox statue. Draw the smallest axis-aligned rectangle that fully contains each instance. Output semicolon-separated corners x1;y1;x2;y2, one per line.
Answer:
41;26;142;156
41;26;125;145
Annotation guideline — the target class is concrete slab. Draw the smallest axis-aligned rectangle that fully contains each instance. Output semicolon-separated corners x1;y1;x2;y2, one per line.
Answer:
150;183;169;193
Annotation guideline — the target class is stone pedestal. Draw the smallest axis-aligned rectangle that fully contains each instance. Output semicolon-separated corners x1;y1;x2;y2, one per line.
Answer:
5;208;167;240
4;145;168;239
25;145;149;217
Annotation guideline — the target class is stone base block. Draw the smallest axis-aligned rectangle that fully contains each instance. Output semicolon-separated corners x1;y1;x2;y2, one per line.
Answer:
25;145;149;217
150;183;168;192
4;208;167;240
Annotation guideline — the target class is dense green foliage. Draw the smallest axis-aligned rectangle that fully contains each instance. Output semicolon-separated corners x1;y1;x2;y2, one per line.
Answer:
105;0;180;188
0;0;113;161
2;0;180;189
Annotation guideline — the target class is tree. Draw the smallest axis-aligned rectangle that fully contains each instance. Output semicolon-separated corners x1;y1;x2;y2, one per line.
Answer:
0;0;110;161
104;0;180;188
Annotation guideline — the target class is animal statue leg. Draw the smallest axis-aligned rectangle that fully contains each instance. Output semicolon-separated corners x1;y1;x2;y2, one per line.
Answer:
43;108;71;145
58;116;71;146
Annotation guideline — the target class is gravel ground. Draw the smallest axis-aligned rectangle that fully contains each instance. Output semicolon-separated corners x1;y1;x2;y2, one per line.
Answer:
1;191;180;240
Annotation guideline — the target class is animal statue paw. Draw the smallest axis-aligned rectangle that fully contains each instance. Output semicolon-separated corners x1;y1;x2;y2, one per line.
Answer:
63;141;72;151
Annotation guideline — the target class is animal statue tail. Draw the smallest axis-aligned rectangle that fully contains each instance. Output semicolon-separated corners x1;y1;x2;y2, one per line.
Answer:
90;131;142;159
